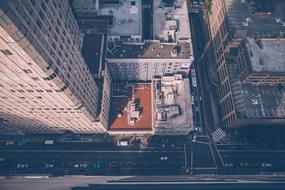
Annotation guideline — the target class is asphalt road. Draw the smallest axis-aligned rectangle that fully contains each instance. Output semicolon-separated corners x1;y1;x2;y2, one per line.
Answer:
0;141;189;176
189;134;285;175
189;12;218;134
2;136;285;176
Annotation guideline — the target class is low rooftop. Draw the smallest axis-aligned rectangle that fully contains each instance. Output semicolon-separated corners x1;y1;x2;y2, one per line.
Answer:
108;83;152;131
106;41;193;59
245;38;285;72
153;0;191;42
97;0;142;36
154;75;193;134
224;0;285;37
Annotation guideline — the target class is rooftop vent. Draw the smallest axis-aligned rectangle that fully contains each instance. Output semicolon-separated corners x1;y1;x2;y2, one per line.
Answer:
171;48;178;57
171;45;181;57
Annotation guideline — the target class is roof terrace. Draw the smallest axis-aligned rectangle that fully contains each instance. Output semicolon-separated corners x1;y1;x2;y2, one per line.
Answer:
108;83;153;132
106;40;193;59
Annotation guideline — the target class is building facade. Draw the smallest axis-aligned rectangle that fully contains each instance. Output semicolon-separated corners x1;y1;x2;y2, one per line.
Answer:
0;0;107;134
107;58;191;81
203;0;285;128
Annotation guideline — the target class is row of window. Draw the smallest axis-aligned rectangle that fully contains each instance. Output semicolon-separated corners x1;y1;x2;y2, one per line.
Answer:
0;49;13;56
3;1;99;119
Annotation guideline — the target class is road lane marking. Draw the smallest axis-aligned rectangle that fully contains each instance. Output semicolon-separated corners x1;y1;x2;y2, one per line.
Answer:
184;143;187;167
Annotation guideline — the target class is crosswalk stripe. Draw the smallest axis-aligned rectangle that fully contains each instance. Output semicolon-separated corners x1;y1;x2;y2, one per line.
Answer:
211;128;226;142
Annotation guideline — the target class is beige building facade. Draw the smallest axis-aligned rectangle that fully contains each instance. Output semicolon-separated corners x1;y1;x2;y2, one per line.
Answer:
0;0;107;134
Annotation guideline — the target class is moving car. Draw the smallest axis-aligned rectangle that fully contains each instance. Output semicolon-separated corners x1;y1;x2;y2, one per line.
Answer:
117;139;129;147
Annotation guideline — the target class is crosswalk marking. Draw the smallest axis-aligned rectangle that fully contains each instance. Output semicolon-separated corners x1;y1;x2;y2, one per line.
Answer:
211;128;226;143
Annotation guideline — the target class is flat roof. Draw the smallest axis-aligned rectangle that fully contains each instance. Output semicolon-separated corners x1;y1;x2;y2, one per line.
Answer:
154;77;193;133
153;0;191;41
106;41;193;59
97;0;142;36
108;83;152;131
229;64;285;119
224;0;285;37
246;38;285;72
81;33;105;75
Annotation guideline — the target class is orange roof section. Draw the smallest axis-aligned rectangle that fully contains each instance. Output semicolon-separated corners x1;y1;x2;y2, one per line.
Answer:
108;83;152;131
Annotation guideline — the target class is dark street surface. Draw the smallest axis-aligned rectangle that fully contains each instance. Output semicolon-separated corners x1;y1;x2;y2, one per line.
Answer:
1;134;285;177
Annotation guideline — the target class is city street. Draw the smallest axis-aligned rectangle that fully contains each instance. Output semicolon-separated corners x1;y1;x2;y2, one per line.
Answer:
0;138;189;176
188;11;219;135
2;135;285;176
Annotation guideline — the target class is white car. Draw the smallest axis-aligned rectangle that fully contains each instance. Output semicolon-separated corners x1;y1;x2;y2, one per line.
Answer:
262;163;272;167
192;135;196;142
117;140;129;147
225;163;234;167
73;164;79;168
45;164;54;168
17;164;28;168
192;77;197;87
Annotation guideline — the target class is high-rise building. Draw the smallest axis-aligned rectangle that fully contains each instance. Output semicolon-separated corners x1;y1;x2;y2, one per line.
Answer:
0;0;107;134
202;0;285;128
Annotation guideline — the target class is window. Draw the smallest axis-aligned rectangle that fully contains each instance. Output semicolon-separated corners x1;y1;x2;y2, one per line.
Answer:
36;19;42;28
24;45;33;54
31;77;39;81
41;2;47;11
23;69;32;74
1;15;11;25
11;31;24;42
1;49;13;55
31;0;36;6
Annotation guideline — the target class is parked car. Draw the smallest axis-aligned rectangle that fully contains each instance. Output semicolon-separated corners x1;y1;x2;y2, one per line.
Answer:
45;164;54;168
17;164;28;168
6;140;14;146
262;163;272;168
117;139;129;147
